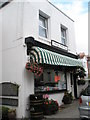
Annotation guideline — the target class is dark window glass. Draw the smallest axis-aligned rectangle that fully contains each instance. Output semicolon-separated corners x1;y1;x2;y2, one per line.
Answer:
82;85;90;96
34;69;67;93
0;98;18;106
0;82;19;96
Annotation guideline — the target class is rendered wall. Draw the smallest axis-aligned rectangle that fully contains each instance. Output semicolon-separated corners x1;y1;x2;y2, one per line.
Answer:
0;10;2;84
1;1;34;118
1;0;76;118
23;0;76;54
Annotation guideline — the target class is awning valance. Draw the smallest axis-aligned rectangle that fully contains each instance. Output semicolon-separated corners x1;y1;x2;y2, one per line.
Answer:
30;46;83;67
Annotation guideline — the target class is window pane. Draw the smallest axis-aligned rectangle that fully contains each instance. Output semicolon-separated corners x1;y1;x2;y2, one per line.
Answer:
34;69;67;93
58;72;66;90
39;26;47;38
39;16;46;27
61;27;67;45
84;86;90;96
61;29;66;37
39;15;48;38
61;37;65;45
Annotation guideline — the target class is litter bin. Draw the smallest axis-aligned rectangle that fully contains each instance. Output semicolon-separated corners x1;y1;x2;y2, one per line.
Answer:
30;94;44;120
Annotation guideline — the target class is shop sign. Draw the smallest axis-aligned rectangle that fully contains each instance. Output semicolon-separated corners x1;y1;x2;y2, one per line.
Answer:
51;40;68;51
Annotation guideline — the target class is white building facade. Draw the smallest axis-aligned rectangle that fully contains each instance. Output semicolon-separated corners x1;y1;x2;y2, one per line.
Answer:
0;0;83;118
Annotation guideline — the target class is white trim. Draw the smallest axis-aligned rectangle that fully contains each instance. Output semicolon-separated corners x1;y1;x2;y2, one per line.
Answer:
39;14;48;38
0;96;18;99
38;36;51;44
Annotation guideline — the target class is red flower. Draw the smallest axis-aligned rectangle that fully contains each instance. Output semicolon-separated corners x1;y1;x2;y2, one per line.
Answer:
46;102;48;105
25;62;43;76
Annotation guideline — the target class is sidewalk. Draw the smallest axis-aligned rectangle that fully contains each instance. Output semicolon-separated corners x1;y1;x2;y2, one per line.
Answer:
44;99;80;119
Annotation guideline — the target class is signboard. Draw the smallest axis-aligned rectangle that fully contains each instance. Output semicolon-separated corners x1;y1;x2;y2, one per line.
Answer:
51;40;68;51
0;82;19;96
0;98;18;106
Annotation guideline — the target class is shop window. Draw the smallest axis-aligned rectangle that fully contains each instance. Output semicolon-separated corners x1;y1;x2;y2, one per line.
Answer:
0;82;19;106
34;69;67;93
39;15;48;38
61;25;67;46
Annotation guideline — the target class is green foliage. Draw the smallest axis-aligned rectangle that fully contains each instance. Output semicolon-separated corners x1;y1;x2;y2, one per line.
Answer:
74;67;86;78
62;92;73;104
0;106;16;119
43;99;59;115
77;80;85;85
0;106;10;119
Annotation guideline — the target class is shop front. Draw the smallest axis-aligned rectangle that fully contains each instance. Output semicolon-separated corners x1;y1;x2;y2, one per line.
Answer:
25;37;83;105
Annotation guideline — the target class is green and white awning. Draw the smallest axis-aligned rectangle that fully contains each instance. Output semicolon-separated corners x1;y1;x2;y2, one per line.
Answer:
30;46;83;67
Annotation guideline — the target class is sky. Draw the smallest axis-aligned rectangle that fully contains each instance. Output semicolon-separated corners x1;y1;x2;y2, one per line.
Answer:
49;0;88;55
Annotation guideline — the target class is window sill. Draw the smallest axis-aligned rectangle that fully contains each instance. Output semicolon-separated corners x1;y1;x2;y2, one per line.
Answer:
0;96;18;99
35;89;67;95
38;36;51;45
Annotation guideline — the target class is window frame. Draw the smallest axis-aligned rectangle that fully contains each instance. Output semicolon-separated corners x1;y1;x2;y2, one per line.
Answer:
39;14;48;38
61;25;67;46
0;82;19;106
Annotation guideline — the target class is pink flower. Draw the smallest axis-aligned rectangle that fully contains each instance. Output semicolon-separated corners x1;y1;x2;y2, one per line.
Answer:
49;101;51;104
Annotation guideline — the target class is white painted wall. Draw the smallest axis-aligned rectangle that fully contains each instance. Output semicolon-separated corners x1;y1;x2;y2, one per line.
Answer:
1;0;76;118
49;93;64;106
0;9;2;110
88;2;90;56
23;0;76;53
1;1;34;118
0;10;2;84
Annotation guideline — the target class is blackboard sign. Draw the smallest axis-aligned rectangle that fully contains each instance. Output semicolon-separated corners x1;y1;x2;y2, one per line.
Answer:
0;82;19;96
0;98;18;106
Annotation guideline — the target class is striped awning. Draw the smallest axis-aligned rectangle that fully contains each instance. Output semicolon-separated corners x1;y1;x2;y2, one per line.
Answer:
30;46;83;67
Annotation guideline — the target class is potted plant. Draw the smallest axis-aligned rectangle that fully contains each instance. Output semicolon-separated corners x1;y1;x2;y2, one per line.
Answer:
0;106;10;119
43;98;59;115
62;91;73;104
8;109;16;120
77;79;85;85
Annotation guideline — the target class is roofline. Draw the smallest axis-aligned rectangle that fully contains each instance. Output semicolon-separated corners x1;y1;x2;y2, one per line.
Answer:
47;0;74;22
0;0;13;9
0;0;74;22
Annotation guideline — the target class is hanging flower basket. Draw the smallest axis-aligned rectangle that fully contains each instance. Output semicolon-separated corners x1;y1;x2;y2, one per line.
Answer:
25;62;43;76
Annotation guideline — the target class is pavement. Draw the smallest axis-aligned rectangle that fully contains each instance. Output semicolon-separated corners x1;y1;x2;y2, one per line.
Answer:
44;99;80;119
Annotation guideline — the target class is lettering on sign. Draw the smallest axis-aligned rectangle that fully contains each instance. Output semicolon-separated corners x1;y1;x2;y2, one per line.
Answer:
51;40;68;51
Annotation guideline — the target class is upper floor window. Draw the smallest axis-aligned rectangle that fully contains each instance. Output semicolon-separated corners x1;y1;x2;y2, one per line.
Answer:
61;25;67;46
39;15;48;38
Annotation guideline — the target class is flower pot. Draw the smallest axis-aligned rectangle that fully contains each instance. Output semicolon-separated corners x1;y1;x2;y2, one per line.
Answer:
8;111;16;120
43;104;58;115
43;105;53;115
